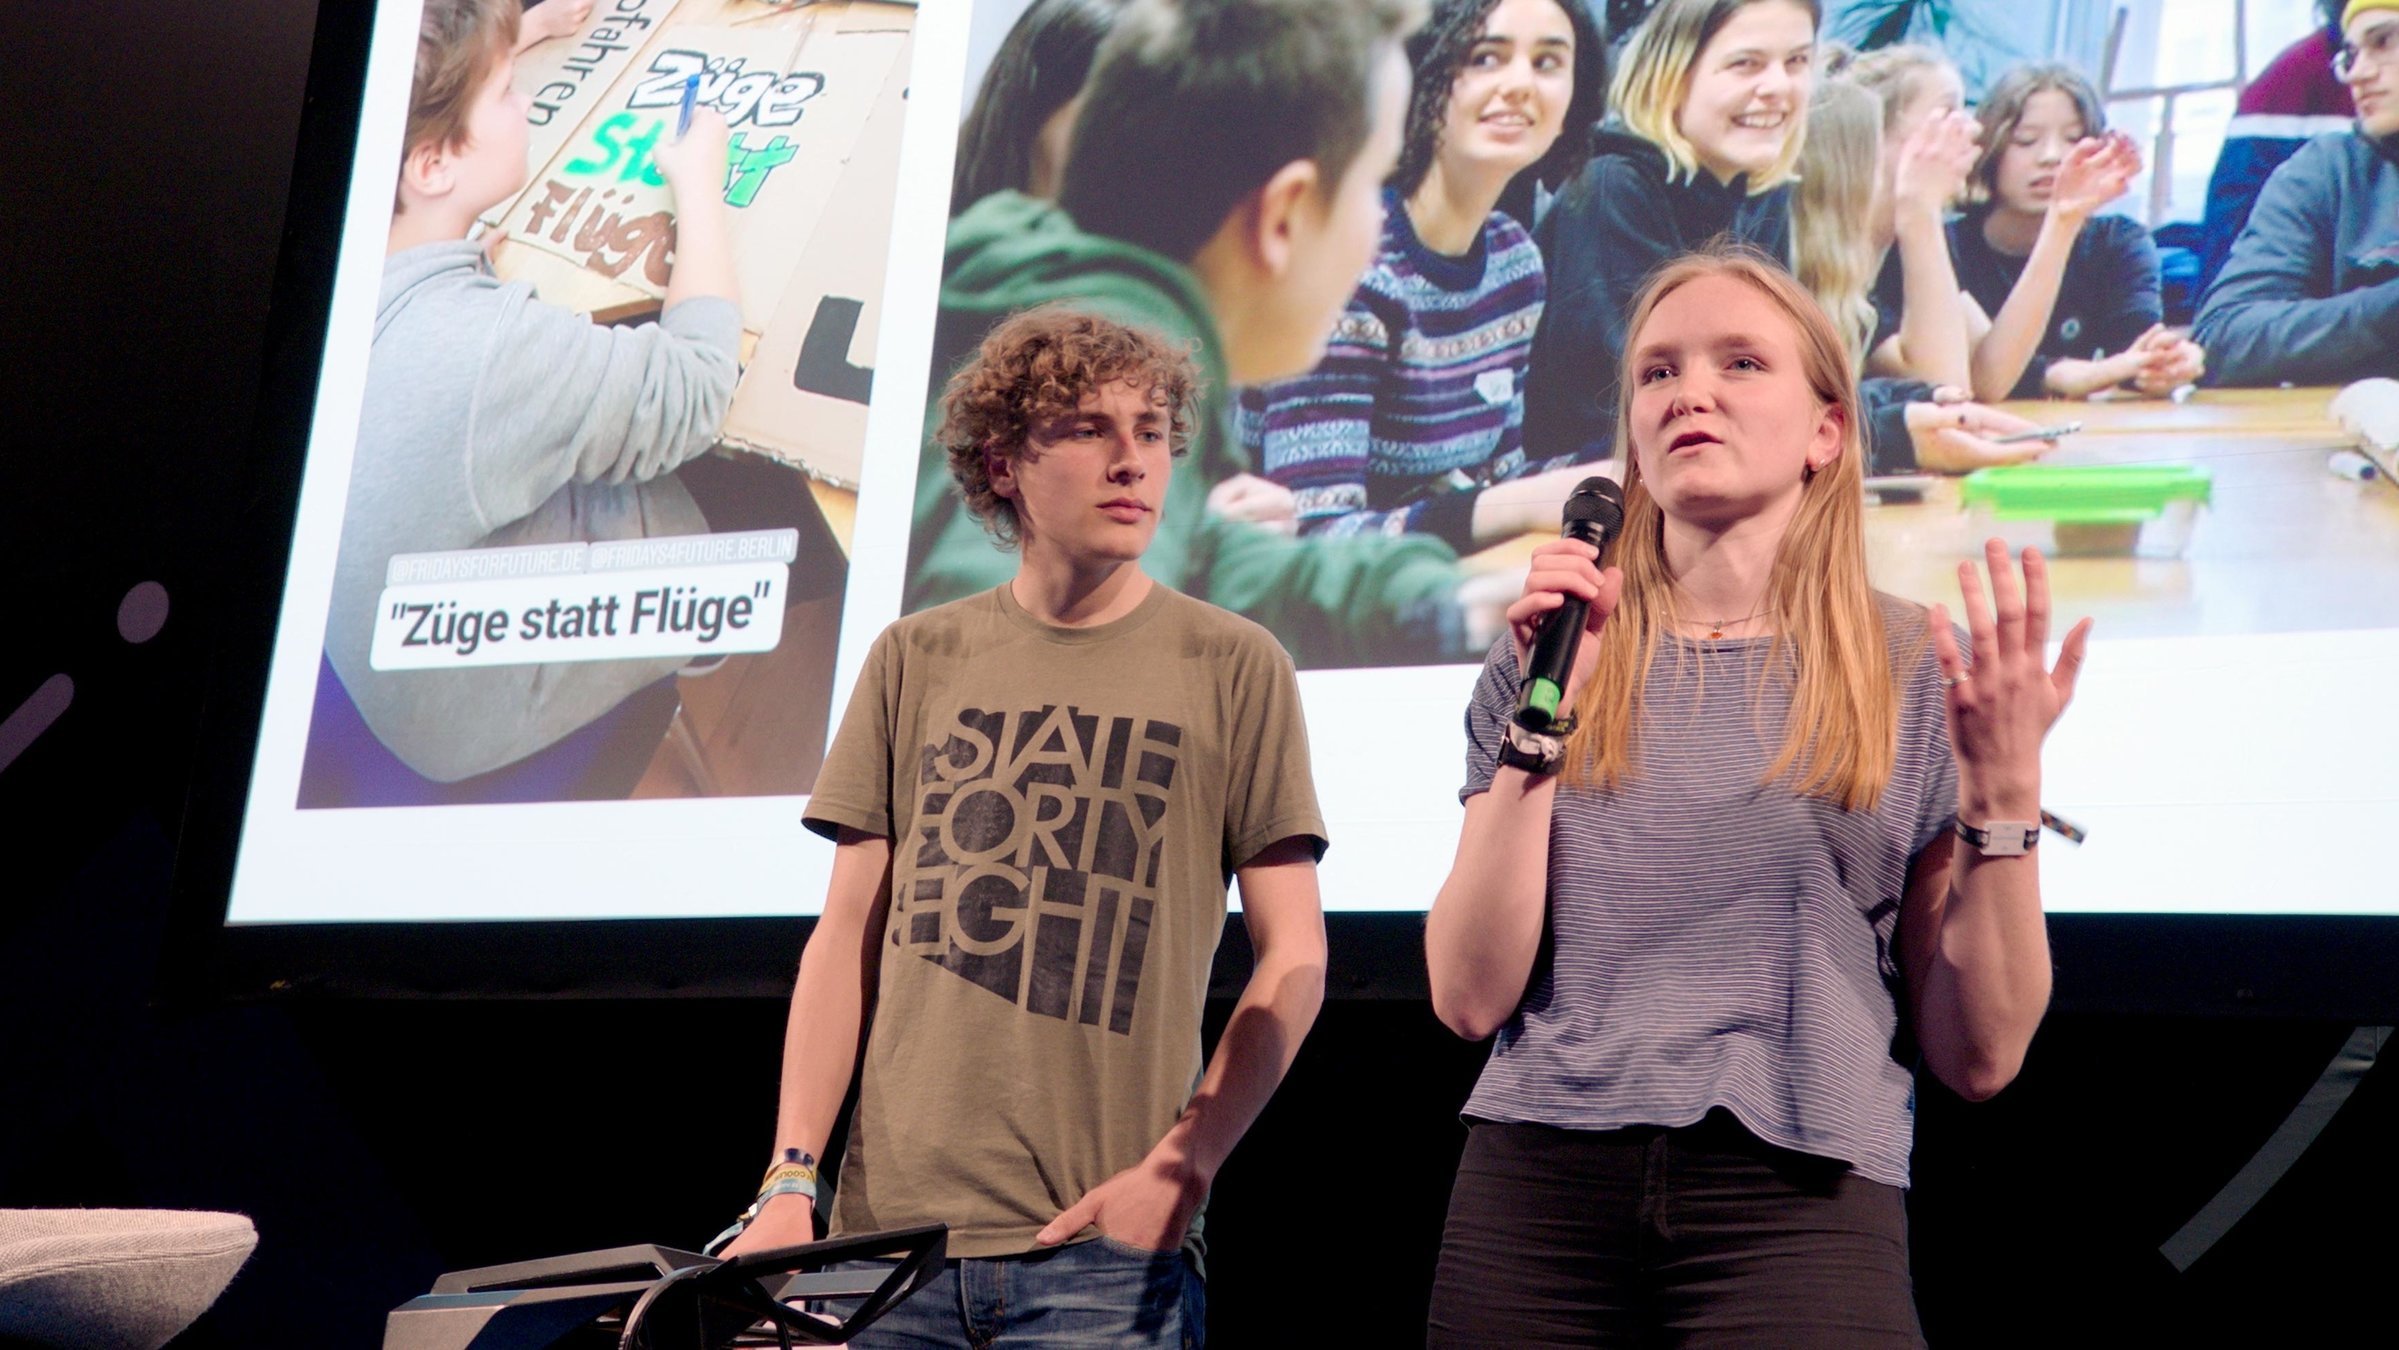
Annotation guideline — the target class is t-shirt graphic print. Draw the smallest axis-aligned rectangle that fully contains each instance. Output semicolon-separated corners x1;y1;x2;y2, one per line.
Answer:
905;704;1182;1034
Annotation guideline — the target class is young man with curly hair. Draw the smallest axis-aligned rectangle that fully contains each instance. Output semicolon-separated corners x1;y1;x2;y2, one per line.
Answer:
716;307;1328;1347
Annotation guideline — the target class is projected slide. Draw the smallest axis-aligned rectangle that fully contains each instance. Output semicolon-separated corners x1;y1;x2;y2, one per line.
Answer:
295;0;910;810
225;0;2397;925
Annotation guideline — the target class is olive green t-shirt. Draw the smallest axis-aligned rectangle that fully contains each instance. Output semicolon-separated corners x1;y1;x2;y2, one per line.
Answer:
802;582;1326;1258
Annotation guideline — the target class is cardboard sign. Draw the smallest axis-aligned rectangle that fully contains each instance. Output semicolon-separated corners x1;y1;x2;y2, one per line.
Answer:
502;0;686;226
496;9;910;336
719;30;910;485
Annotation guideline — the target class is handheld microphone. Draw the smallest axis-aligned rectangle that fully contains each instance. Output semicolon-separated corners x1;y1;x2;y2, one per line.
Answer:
1515;476;1625;731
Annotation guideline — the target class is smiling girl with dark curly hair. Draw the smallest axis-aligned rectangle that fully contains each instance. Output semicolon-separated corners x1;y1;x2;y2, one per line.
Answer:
1236;0;1609;553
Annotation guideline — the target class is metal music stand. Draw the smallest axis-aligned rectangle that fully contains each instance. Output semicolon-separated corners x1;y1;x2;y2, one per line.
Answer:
382;1224;946;1350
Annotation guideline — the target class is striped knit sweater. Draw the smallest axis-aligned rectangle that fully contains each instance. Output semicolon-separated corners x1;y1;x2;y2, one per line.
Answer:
1238;190;1555;552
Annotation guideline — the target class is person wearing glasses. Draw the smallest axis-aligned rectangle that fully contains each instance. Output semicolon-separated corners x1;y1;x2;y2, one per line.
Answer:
2193;0;2399;386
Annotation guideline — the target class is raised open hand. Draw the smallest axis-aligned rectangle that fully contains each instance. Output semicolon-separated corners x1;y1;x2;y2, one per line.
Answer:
2047;132;2141;223
1893;110;1980;220
1929;541;2093;815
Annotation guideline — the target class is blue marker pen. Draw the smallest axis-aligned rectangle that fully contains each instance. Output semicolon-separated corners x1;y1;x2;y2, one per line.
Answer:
676;73;700;141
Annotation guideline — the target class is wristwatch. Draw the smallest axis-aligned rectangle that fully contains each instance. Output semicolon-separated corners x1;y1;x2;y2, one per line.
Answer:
1497;719;1568;776
1954;818;2040;856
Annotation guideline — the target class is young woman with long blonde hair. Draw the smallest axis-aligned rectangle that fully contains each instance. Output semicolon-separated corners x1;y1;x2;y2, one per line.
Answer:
1425;245;2092;1345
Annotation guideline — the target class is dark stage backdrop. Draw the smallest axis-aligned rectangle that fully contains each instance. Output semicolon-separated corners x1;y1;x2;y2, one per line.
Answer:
2;3;2392;1347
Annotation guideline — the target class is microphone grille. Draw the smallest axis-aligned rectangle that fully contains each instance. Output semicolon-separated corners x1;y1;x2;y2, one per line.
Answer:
1563;476;1625;535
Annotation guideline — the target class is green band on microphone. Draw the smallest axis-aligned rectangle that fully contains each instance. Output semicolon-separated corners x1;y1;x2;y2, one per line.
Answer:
1525;677;1563;720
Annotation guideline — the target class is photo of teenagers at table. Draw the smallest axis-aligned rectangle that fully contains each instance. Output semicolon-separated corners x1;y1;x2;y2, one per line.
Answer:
906;0;2397;673
299;0;919;809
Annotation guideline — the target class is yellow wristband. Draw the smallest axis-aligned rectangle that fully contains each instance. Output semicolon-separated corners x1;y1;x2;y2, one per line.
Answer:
760;1161;816;1191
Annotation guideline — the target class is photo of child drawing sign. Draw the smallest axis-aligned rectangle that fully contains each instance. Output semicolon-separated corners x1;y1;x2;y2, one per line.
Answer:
299;0;842;810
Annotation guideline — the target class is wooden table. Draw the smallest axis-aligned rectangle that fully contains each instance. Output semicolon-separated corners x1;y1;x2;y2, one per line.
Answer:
1868;387;2399;639
1466;389;2399;641
2032;384;2345;437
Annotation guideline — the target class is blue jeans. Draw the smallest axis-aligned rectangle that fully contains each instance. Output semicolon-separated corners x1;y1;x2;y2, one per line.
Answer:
838;1238;1205;1350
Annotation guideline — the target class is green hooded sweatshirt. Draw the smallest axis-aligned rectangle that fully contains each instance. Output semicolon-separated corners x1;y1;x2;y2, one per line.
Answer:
905;191;1473;669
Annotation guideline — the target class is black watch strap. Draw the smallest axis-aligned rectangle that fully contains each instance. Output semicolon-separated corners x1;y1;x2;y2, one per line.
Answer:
1497;720;1568;776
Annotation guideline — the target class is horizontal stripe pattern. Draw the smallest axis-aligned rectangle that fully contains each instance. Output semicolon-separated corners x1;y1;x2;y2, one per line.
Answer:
1456;599;1960;1187
2222;113;2354;140
1238;193;1549;547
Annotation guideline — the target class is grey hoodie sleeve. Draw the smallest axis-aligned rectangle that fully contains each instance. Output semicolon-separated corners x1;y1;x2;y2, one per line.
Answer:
463;291;743;531
2195;142;2399;386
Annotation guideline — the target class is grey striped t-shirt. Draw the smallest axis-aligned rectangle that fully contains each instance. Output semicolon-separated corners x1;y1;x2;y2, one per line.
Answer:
1459;595;1959;1188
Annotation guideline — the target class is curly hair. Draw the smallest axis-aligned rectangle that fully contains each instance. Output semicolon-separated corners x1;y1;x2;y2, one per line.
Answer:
1392;0;1607;200
935;307;1201;547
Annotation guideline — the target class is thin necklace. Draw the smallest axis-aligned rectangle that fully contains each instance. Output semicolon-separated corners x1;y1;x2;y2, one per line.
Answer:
1694;606;1770;639
1674;596;1771;639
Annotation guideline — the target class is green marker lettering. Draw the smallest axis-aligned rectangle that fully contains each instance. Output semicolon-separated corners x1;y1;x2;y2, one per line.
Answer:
723;133;798;207
624;118;666;187
562;111;636;176
562;111;669;188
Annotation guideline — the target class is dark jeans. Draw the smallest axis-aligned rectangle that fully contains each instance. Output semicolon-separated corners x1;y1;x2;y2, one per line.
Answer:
836;1237;1204;1350
1427;1111;1924;1349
